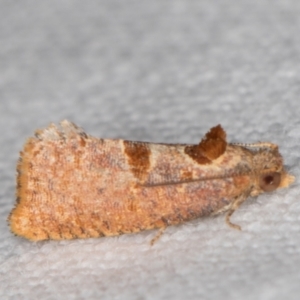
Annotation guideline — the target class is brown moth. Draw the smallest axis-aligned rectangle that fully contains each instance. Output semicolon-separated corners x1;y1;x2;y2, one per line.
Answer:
8;121;295;242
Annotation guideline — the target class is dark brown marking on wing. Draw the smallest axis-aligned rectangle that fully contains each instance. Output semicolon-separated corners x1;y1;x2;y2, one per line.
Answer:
124;141;151;180
185;125;227;164
184;145;211;164
199;124;227;160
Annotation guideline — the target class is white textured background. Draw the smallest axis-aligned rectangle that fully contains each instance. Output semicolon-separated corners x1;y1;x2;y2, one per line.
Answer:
1;1;300;299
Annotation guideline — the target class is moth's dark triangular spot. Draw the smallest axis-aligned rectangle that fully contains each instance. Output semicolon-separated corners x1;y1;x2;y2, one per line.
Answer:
184;125;227;164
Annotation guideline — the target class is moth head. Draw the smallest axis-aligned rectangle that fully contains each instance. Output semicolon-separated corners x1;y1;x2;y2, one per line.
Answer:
251;144;295;195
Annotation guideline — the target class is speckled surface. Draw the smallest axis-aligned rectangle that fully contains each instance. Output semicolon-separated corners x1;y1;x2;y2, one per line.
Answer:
1;1;300;299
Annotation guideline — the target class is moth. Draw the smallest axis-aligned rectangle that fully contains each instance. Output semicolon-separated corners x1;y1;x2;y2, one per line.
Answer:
8;121;295;242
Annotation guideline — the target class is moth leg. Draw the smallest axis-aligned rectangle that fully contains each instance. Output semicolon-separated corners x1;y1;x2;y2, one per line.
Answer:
225;193;249;231
150;227;166;246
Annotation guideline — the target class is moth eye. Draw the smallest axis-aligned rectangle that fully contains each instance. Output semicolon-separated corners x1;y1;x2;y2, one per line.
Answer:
259;172;281;192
